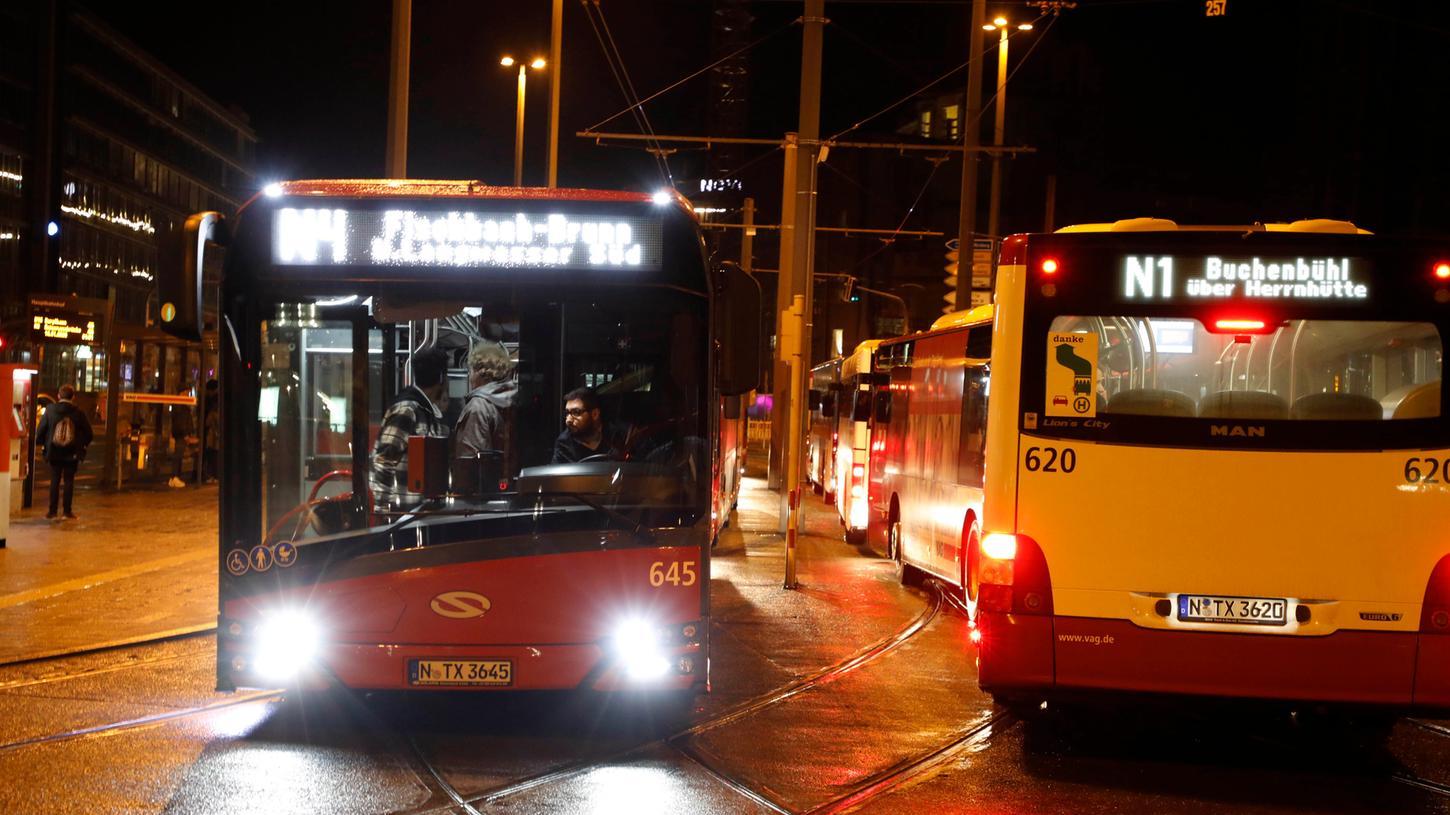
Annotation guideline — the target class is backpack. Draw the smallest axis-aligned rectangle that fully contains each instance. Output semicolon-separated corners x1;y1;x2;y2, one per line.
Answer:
52;412;75;448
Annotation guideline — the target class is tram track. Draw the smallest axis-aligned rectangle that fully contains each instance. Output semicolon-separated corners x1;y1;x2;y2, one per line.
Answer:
391;580;953;814
0;625;215;674
0;690;283;755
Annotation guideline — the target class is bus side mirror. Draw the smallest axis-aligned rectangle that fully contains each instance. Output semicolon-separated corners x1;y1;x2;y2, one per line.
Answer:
808;389;822;411
873;390;892;424
716;261;762;396
723;395;742;420
160;212;226;341
820;391;836;416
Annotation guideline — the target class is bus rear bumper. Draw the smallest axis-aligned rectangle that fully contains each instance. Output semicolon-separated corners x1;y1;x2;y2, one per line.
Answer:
979;613;1448;711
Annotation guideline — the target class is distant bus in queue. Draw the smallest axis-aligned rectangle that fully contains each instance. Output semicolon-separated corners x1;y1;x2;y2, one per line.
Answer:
869;306;994;578
157;181;760;694
807;356;842;503
891;217;1448;715
834;339;885;545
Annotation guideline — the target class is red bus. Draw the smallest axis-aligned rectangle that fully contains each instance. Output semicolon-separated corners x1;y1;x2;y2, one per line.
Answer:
158;181;759;693
868;306;993;579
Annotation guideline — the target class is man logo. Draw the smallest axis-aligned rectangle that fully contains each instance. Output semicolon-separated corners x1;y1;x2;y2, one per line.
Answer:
430;591;492;619
1210;424;1265;438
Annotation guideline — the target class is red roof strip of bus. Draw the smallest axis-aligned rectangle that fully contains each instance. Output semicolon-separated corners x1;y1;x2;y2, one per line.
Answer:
241;180;692;214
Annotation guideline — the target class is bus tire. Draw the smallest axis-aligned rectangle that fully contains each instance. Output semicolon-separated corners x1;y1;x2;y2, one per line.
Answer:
889;517;920;586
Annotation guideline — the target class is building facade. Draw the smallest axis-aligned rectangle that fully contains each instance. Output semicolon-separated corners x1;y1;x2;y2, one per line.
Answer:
0;1;255;483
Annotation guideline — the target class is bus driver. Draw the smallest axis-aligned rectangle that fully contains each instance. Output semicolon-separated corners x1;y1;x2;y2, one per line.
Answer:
552;387;624;463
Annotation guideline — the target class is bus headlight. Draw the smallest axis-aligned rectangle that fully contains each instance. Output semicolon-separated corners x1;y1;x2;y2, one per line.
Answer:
252;610;322;681
612;618;671;680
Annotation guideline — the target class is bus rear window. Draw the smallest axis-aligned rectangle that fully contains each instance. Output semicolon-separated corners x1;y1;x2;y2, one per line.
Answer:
1047;316;1442;421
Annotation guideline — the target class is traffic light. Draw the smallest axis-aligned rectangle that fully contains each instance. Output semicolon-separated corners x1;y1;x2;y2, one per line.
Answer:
942;249;960;313
840;276;861;303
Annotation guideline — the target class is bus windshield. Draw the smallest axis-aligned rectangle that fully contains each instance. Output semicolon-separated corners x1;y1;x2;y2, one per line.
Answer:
1048;315;1442;421
257;291;708;541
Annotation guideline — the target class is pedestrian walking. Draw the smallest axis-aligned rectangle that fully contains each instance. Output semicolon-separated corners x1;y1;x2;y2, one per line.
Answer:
35;384;94;520
168;391;196;488
201;379;219;484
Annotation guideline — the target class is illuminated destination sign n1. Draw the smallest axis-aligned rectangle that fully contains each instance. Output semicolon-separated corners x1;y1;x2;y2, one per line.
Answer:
273;208;662;271
1120;255;1370;302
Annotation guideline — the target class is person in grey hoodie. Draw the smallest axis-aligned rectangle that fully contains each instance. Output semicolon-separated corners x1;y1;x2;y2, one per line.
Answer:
451;340;516;494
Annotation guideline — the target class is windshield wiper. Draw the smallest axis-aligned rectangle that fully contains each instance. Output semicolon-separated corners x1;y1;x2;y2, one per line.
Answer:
523;490;652;539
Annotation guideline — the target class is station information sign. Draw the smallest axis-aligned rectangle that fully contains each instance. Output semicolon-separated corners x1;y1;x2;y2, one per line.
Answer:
272;208;663;271
1118;254;1371;304
29;294;104;345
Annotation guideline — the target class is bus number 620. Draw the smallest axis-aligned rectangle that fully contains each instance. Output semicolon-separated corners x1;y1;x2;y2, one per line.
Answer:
1025;446;1076;473
649;561;698;587
1404;457;1450;484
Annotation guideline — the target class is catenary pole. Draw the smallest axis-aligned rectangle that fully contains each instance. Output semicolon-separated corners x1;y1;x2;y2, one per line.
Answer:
385;0;411;177
769;135;797;498
546;0;563;187
954;0;986;310
785;0;826;588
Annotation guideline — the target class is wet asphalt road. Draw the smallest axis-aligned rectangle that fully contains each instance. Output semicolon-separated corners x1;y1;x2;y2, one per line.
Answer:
0;479;1448;813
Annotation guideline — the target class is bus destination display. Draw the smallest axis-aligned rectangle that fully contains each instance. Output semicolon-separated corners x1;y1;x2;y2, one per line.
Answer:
1120;255;1370;303
273;208;662;271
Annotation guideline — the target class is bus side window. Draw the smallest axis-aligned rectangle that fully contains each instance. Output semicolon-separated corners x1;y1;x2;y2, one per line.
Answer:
957;362;989;487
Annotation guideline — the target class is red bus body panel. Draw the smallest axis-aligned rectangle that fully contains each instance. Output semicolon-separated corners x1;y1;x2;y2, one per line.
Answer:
225;545;703;691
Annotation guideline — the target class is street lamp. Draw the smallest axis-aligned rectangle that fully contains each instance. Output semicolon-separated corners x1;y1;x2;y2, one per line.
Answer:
500;56;546;187
981;16;1032;242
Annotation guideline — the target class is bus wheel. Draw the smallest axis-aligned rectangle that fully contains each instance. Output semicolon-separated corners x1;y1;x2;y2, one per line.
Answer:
889;520;919;586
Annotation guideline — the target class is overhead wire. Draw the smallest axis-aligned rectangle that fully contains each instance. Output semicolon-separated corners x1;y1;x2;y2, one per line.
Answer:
844;157;946;274
828;12;1049;143
580;0;672;184
835;9;1060;267
584;18;798;134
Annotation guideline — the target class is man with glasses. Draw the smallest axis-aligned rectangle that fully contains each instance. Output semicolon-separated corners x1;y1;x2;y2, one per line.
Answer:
551;387;624;464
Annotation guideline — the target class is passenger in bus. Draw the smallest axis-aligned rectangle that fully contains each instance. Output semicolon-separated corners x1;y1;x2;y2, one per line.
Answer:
451;340;516;492
552;387;625;463
369;347;450;505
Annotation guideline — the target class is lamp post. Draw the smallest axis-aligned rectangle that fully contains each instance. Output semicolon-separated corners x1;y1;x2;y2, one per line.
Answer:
500;56;546;187
982;16;1032;243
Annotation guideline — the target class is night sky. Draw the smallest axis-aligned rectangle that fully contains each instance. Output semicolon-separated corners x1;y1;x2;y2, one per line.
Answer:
85;0;1450;243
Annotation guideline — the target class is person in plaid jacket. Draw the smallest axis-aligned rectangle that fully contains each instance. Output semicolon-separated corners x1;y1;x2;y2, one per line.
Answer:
369;347;450;506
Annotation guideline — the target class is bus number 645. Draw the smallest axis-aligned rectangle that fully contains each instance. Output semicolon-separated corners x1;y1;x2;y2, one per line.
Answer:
1025;446;1077;473
649;561;698;587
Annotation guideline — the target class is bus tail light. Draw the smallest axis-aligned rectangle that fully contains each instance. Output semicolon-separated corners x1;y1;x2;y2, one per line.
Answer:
1434;261;1450;281
975;532;1053;616
1208;317;1276;335
850;464;865;498
1421;554;1450;634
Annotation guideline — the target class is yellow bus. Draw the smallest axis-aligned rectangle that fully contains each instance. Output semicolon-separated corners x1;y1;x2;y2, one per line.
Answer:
972;217;1449;714
835;339;884;544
